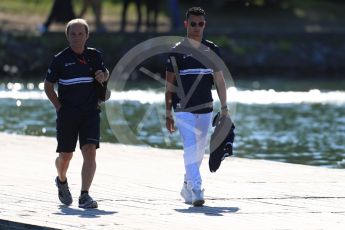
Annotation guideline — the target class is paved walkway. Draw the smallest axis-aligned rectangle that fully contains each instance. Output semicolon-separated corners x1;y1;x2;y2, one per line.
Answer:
1;133;345;229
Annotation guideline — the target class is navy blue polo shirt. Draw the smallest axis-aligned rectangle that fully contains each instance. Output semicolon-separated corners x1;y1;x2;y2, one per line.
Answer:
46;46;106;111
166;38;222;114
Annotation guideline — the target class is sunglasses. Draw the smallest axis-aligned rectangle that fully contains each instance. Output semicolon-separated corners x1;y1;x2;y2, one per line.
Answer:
190;21;205;27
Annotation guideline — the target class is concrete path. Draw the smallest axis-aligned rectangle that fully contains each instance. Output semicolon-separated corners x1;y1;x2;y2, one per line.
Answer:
1;133;345;230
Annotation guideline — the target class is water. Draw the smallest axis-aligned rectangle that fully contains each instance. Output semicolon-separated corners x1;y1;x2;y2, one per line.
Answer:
0;80;344;168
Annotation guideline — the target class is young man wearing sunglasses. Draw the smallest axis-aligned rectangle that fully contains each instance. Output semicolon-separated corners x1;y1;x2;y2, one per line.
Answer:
165;7;228;206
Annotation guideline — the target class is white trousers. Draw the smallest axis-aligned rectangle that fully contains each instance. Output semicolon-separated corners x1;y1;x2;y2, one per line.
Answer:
175;112;212;186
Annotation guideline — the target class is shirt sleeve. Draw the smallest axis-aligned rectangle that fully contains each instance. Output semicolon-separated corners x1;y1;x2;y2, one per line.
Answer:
211;45;223;72
213;45;222;59
45;57;60;83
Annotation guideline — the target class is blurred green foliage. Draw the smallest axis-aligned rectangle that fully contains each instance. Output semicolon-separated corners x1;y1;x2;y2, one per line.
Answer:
0;0;122;14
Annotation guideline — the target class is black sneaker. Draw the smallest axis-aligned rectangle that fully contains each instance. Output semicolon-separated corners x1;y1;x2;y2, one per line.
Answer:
55;177;73;205
78;193;98;209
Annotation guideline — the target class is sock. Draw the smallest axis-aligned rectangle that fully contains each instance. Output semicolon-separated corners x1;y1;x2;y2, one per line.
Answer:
81;190;88;196
58;177;67;185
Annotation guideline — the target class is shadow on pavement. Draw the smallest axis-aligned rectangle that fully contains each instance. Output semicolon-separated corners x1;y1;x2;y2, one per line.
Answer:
53;205;117;218
174;206;239;216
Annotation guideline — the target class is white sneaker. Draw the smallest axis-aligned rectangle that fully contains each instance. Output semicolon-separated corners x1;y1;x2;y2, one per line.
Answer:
191;182;205;206
180;182;192;204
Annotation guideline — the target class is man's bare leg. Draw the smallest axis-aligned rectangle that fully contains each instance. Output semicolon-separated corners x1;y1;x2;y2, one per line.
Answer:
56;152;73;182
81;144;97;191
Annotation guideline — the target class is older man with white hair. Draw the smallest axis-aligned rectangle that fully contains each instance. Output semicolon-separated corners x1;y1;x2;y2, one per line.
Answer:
44;18;109;209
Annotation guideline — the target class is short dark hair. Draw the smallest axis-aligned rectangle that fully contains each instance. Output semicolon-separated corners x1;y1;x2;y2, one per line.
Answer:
185;7;206;20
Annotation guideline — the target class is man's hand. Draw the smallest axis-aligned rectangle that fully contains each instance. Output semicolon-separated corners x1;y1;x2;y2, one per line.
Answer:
44;80;62;112
166;116;176;134
221;105;229;117
95;70;108;85
221;109;229;117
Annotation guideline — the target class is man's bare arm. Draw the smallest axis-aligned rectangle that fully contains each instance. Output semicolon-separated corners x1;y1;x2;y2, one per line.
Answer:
165;71;176;133
214;71;228;115
44;80;61;111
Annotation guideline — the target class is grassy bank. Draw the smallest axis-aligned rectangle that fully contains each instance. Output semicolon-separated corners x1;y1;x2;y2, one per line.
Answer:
0;0;171;33
2;0;345;34
0;0;122;14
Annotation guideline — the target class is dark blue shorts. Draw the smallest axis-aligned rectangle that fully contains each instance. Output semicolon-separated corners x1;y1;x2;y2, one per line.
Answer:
56;107;101;153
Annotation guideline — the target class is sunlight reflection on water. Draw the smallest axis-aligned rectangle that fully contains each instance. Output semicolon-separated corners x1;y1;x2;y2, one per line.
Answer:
1;87;345;105
0;85;344;168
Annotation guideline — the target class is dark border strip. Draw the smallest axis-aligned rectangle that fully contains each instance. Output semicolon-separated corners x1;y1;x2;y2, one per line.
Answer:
0;219;60;230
